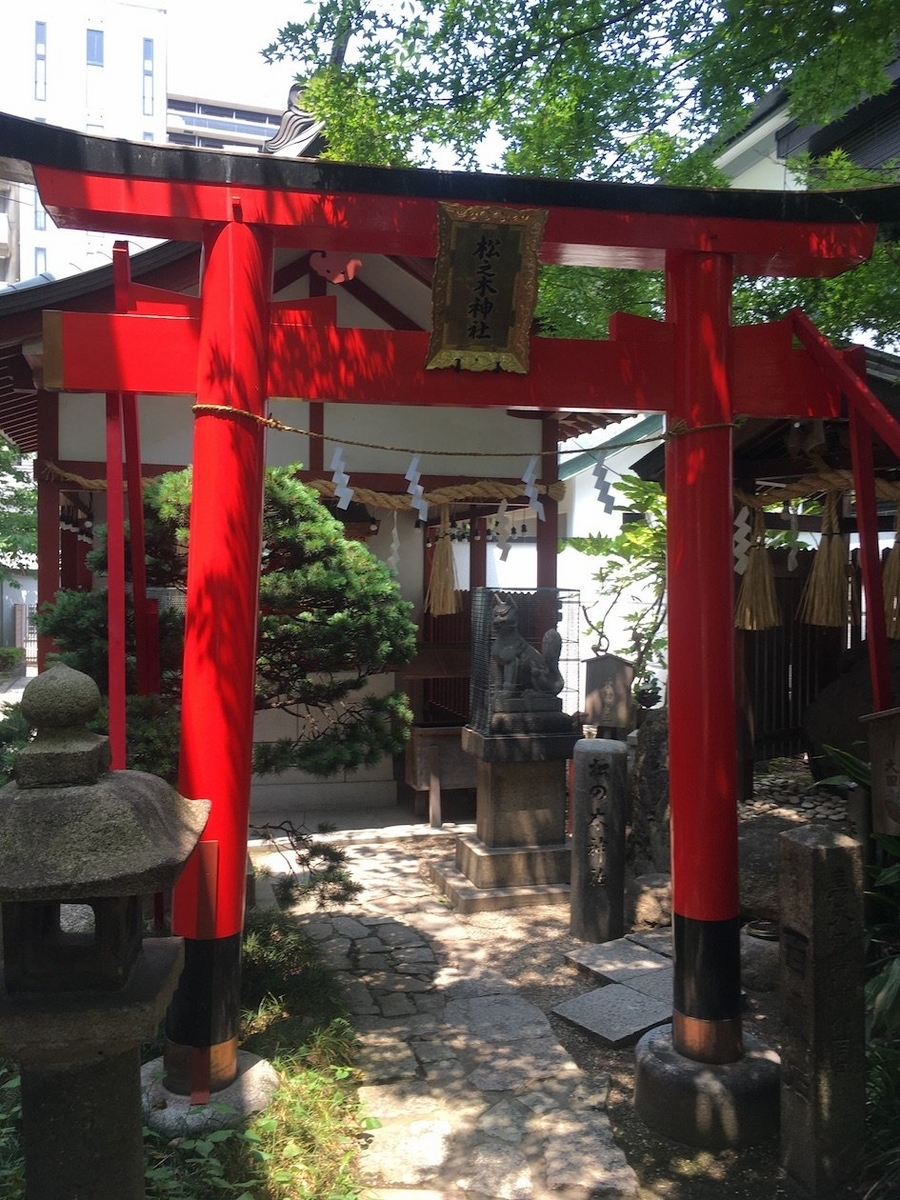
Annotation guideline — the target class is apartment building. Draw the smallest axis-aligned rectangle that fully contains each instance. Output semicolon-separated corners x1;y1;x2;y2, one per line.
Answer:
0;1;286;286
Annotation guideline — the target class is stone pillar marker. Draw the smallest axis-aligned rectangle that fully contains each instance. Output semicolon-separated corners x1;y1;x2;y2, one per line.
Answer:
0;665;210;1200
570;738;628;942
778;824;866;1197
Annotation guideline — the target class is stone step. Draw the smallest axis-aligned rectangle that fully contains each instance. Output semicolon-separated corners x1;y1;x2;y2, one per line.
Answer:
428;859;570;913
554;935;675;1046
554;984;672;1047
565;936;673;984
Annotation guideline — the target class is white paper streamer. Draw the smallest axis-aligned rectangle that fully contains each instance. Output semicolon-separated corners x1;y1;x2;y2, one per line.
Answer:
496;499;512;561
733;506;752;575
592;452;615;514
387;511;400;574
404;454;429;524
520;455;545;522
329;446;353;510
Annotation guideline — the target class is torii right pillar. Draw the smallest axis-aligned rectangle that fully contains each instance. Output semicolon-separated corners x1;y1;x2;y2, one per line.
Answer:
634;250;780;1148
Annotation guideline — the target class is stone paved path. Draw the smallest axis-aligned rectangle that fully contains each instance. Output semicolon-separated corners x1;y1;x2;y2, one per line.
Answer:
251;830;640;1200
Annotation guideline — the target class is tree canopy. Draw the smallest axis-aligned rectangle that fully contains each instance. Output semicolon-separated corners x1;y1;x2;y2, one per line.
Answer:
0;436;36;587
264;0;900;178
265;2;900;348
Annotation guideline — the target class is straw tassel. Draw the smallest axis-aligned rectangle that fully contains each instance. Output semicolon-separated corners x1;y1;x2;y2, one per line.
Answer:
884;505;900;638
735;510;781;630
424;506;461;616
797;492;849;627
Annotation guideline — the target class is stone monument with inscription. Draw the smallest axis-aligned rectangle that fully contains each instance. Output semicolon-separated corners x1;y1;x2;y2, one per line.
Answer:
570;738;628;942
778;824;866;1196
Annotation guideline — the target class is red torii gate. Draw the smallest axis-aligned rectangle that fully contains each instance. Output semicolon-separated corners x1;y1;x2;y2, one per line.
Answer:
12;116;900;1106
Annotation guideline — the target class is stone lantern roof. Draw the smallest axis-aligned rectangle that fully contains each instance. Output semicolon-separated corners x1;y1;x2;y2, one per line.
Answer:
0;664;209;902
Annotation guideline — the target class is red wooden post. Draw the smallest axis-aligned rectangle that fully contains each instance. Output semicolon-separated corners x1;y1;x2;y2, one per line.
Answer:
847;361;892;711
164;218;273;1100
113;243;158;697
105;390;127;769
536;417;559;589
35;393;60;671
665;250;742;1064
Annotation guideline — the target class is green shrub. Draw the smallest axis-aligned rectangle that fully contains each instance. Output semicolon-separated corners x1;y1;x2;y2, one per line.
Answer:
0;702;32;783
0;646;24;674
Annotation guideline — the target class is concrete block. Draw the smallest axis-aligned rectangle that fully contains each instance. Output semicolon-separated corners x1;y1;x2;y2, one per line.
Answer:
566;937;671;984
623;966;674;1004
626;928;673;957
553;985;671;1047
455;832;569;889
428;859;570;914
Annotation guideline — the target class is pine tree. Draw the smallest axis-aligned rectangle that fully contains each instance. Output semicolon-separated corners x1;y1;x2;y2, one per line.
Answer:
35;466;416;779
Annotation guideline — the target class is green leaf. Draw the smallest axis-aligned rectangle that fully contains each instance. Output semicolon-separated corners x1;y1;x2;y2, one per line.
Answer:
822;745;872;790
868;957;900;1035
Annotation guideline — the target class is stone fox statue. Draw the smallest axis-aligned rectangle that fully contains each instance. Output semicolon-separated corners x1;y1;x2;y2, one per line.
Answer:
490;593;565;699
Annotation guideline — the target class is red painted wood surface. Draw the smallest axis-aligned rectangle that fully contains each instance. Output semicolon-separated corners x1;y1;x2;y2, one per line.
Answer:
791;308;900;459
846;343;893;713
665;251;740;925
35;393;59;671
34;163;876;277
105;390;127;770
114;242;158;697
171;220;273;943
537;418;559;590
45;312;844;420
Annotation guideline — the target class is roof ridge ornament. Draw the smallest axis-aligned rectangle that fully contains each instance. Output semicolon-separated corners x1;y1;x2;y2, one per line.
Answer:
261;84;325;157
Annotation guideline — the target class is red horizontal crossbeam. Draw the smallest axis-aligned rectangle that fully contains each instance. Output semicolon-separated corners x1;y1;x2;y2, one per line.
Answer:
43;307;842;419
34;164;876;278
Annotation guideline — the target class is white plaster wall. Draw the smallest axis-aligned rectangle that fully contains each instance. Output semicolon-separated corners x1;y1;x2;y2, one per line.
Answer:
317;405;542;479
250;670;400;818
61;398;543;481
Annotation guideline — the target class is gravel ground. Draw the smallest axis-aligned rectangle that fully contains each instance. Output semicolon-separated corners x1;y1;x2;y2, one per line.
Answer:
404;760;862;1200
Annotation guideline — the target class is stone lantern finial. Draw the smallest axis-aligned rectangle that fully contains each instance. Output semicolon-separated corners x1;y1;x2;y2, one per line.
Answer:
15;662;110;787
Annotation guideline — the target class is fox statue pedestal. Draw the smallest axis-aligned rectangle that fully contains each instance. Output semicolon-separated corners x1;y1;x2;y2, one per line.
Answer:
455;727;577;899
430;590;578;912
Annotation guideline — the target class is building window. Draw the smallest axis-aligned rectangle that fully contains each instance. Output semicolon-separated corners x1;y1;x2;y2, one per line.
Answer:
34;200;46;231
35;21;47;102
86;28;104;67
34;248;47;276
142;38;154;117
143;131;154;142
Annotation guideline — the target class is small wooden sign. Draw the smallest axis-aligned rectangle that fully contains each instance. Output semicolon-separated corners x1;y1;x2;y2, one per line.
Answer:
426;203;547;374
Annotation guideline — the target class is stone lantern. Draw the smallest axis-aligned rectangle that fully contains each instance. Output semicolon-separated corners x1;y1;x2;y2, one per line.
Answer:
0;664;209;1200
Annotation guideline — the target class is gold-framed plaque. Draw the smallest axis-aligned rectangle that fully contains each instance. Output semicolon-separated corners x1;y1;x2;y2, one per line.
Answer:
426;203;548;374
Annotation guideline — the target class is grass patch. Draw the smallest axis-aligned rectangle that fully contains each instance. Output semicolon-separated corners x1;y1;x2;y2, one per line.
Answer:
1;908;368;1199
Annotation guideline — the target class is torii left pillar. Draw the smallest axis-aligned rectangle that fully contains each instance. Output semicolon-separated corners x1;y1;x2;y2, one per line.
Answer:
163;218;273;1098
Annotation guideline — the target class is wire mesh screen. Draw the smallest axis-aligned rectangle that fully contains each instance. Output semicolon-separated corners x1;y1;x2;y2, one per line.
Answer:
468;587;580;732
